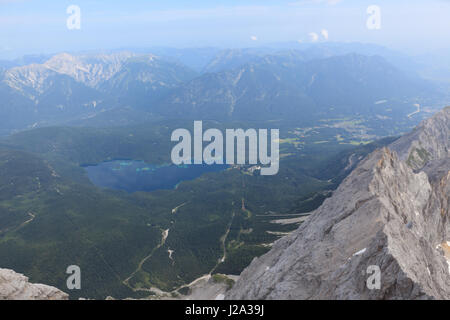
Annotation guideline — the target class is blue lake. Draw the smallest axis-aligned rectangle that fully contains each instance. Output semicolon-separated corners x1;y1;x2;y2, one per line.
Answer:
83;160;228;193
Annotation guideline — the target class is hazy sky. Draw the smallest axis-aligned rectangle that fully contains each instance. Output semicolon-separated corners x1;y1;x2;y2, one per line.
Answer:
1;0;450;59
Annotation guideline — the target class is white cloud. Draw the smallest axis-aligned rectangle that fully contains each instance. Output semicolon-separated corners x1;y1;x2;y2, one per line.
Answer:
321;29;329;40
309;32;319;42
250;35;258;41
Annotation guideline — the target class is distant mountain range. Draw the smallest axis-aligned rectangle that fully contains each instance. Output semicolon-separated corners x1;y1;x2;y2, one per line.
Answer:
0;52;196;133
157;53;435;121
0;44;445;135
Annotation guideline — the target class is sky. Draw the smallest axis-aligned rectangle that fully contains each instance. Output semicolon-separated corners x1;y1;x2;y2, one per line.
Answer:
1;0;450;59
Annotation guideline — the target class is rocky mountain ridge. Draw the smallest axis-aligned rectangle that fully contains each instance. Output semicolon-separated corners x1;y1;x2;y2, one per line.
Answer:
226;106;450;300
2;52;189;94
0;49;440;135
0;52;197;134
157;53;435;121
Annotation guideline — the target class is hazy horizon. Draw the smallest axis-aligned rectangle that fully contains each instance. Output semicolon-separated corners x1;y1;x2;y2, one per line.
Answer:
1;0;450;60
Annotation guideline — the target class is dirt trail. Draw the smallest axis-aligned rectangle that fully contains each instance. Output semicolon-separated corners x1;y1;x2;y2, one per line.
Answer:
124;203;236;296
123;228;169;289
211;212;235;272
172;202;187;214
22;212;35;225
408;103;421;118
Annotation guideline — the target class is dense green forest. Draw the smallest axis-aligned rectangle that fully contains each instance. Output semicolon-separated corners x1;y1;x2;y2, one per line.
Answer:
0;119;397;298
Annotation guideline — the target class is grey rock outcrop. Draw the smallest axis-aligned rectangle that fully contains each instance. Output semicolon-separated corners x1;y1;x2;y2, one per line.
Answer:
0;268;68;300
390;106;449;170
227;107;450;300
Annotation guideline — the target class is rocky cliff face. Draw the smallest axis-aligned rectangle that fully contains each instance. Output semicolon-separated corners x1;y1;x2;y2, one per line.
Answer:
0;268;68;300
390;106;449;171
227;106;450;300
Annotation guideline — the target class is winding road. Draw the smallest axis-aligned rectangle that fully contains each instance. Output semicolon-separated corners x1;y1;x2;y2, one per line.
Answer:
123;228;170;289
